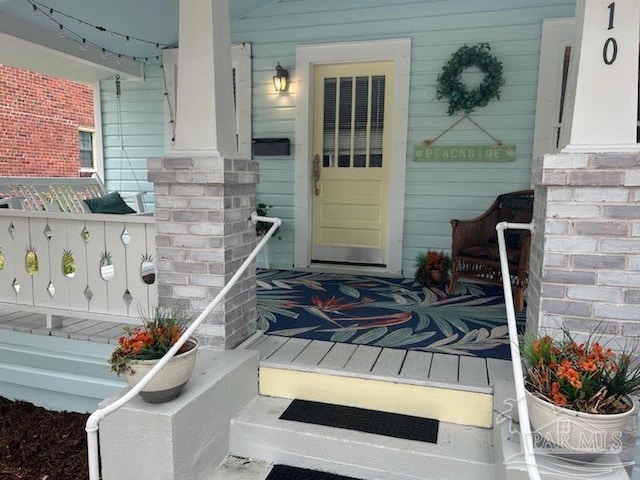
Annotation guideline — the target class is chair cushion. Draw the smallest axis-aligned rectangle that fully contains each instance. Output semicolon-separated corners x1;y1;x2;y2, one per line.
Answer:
487;231;523;249
84;191;136;214
461;245;520;264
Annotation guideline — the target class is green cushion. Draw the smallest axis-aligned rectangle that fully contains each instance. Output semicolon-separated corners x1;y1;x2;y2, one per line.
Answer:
84;191;136;214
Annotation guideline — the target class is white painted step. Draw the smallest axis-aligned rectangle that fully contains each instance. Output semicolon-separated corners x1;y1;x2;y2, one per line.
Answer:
0;329;125;412
229;395;496;480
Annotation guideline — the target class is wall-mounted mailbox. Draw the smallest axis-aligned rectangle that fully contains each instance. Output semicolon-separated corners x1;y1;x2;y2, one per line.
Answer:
252;138;290;156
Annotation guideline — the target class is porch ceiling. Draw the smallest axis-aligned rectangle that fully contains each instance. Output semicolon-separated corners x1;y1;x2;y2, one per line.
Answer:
0;0;274;83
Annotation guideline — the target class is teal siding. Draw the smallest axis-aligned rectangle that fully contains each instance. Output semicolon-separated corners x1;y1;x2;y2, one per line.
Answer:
99;64;164;212
98;1;576;274
232;0;575;274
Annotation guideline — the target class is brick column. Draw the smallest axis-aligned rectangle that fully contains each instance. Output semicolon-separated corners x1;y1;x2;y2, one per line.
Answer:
148;155;259;348
530;152;640;347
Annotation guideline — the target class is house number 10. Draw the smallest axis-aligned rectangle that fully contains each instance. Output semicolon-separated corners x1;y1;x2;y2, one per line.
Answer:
603;2;618;65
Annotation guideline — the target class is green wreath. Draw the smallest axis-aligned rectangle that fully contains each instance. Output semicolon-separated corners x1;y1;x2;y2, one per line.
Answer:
436;42;505;115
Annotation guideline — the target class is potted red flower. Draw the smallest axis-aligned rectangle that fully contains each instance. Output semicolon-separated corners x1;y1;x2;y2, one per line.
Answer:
108;307;198;403
415;250;452;287
521;328;640;456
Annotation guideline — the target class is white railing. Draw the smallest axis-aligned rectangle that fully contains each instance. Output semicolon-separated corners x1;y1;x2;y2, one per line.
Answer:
0;209;156;324
496;220;541;480
85;212;281;480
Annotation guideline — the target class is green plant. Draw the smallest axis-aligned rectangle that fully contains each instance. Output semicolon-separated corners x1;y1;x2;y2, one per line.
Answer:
414;250;452;287
436;42;505;115
108;307;193;375
415;250;452;272
256;202;280;238
521;328;640;414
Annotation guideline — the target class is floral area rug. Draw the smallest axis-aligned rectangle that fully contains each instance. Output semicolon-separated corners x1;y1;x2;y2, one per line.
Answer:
256;269;526;360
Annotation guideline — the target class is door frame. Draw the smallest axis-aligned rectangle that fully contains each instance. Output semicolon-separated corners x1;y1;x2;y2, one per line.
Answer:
294;38;411;275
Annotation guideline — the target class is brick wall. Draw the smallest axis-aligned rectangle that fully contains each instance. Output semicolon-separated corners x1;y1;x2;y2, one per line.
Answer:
0;65;94;177
529;152;640;348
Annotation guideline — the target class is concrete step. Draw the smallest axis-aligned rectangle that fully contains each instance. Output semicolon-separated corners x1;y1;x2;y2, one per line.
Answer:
211;457;273;480
0;329;125;412
229;395;496;480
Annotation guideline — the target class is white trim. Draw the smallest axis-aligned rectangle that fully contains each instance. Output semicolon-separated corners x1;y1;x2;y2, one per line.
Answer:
162;44;252;158
561;143;640;153
294;38;411;275
532;18;575;161
91;83;104;178
232;43;253;159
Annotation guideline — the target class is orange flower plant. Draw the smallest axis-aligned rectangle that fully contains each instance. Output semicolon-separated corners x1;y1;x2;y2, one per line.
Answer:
521;328;640;414
109;307;192;375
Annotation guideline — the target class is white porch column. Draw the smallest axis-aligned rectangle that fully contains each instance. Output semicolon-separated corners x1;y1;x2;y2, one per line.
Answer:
561;0;640;153
173;0;236;157
149;0;258;349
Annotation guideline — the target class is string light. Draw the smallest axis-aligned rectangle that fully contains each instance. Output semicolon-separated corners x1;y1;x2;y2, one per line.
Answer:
25;0;169;65
160;63;177;143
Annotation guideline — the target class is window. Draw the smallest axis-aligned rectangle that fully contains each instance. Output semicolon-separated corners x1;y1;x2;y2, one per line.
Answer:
322;74;385;168
79;129;95;170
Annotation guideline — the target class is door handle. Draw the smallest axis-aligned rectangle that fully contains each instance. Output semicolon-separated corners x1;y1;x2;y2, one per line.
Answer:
313;154;321;196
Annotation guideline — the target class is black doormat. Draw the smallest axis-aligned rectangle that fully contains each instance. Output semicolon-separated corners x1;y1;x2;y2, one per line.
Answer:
279;399;439;444
266;465;362;480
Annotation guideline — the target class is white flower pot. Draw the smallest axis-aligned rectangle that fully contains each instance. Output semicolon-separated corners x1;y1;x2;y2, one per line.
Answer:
526;390;635;460
123;338;198;403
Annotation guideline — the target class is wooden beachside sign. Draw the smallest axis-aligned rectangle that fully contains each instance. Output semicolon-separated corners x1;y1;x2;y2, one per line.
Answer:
414;144;517;162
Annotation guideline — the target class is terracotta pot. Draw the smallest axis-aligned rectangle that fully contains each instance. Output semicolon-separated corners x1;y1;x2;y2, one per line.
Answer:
526;390;635;460
428;269;444;285
123;338;198;403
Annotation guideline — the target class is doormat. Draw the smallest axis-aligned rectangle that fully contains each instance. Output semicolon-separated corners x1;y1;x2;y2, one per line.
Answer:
279;399;439;444
257;269;526;360
266;465;362;480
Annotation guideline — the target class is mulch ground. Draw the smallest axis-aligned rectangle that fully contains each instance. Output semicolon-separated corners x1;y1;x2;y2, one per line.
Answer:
0;396;88;480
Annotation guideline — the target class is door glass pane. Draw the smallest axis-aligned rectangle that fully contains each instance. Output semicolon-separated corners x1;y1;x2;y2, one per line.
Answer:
370;76;385;167
323;78;337;167
338;77;353;167
353;76;369;167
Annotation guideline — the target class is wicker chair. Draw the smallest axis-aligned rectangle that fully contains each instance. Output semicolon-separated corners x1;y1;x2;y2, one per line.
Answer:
448;190;534;311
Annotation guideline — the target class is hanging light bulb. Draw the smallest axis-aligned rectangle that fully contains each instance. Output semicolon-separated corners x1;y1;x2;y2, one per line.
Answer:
58;24;65;38
101;48;108;60
80;38;88;51
31;4;40;17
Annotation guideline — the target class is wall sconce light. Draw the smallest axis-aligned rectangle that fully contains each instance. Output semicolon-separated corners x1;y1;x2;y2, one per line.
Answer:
273;63;289;92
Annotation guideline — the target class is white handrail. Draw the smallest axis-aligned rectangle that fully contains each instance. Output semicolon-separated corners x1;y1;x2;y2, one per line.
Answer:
496;221;540;480
85;213;282;480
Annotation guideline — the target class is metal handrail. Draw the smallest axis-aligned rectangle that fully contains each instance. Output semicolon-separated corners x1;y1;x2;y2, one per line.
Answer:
85;213;281;480
496;220;541;480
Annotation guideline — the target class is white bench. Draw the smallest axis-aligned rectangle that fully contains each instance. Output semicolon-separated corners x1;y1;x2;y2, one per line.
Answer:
0;175;146;213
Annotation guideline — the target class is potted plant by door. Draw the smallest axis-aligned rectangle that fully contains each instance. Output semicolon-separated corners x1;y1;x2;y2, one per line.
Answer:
414;250;452;288
521;328;640;458
108;307;198;403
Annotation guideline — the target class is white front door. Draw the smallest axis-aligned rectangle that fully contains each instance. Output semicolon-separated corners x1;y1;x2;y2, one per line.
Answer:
311;62;393;266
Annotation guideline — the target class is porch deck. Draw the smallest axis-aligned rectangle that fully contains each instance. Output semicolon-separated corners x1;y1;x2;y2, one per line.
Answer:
0;308;507;428
0;308;127;344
